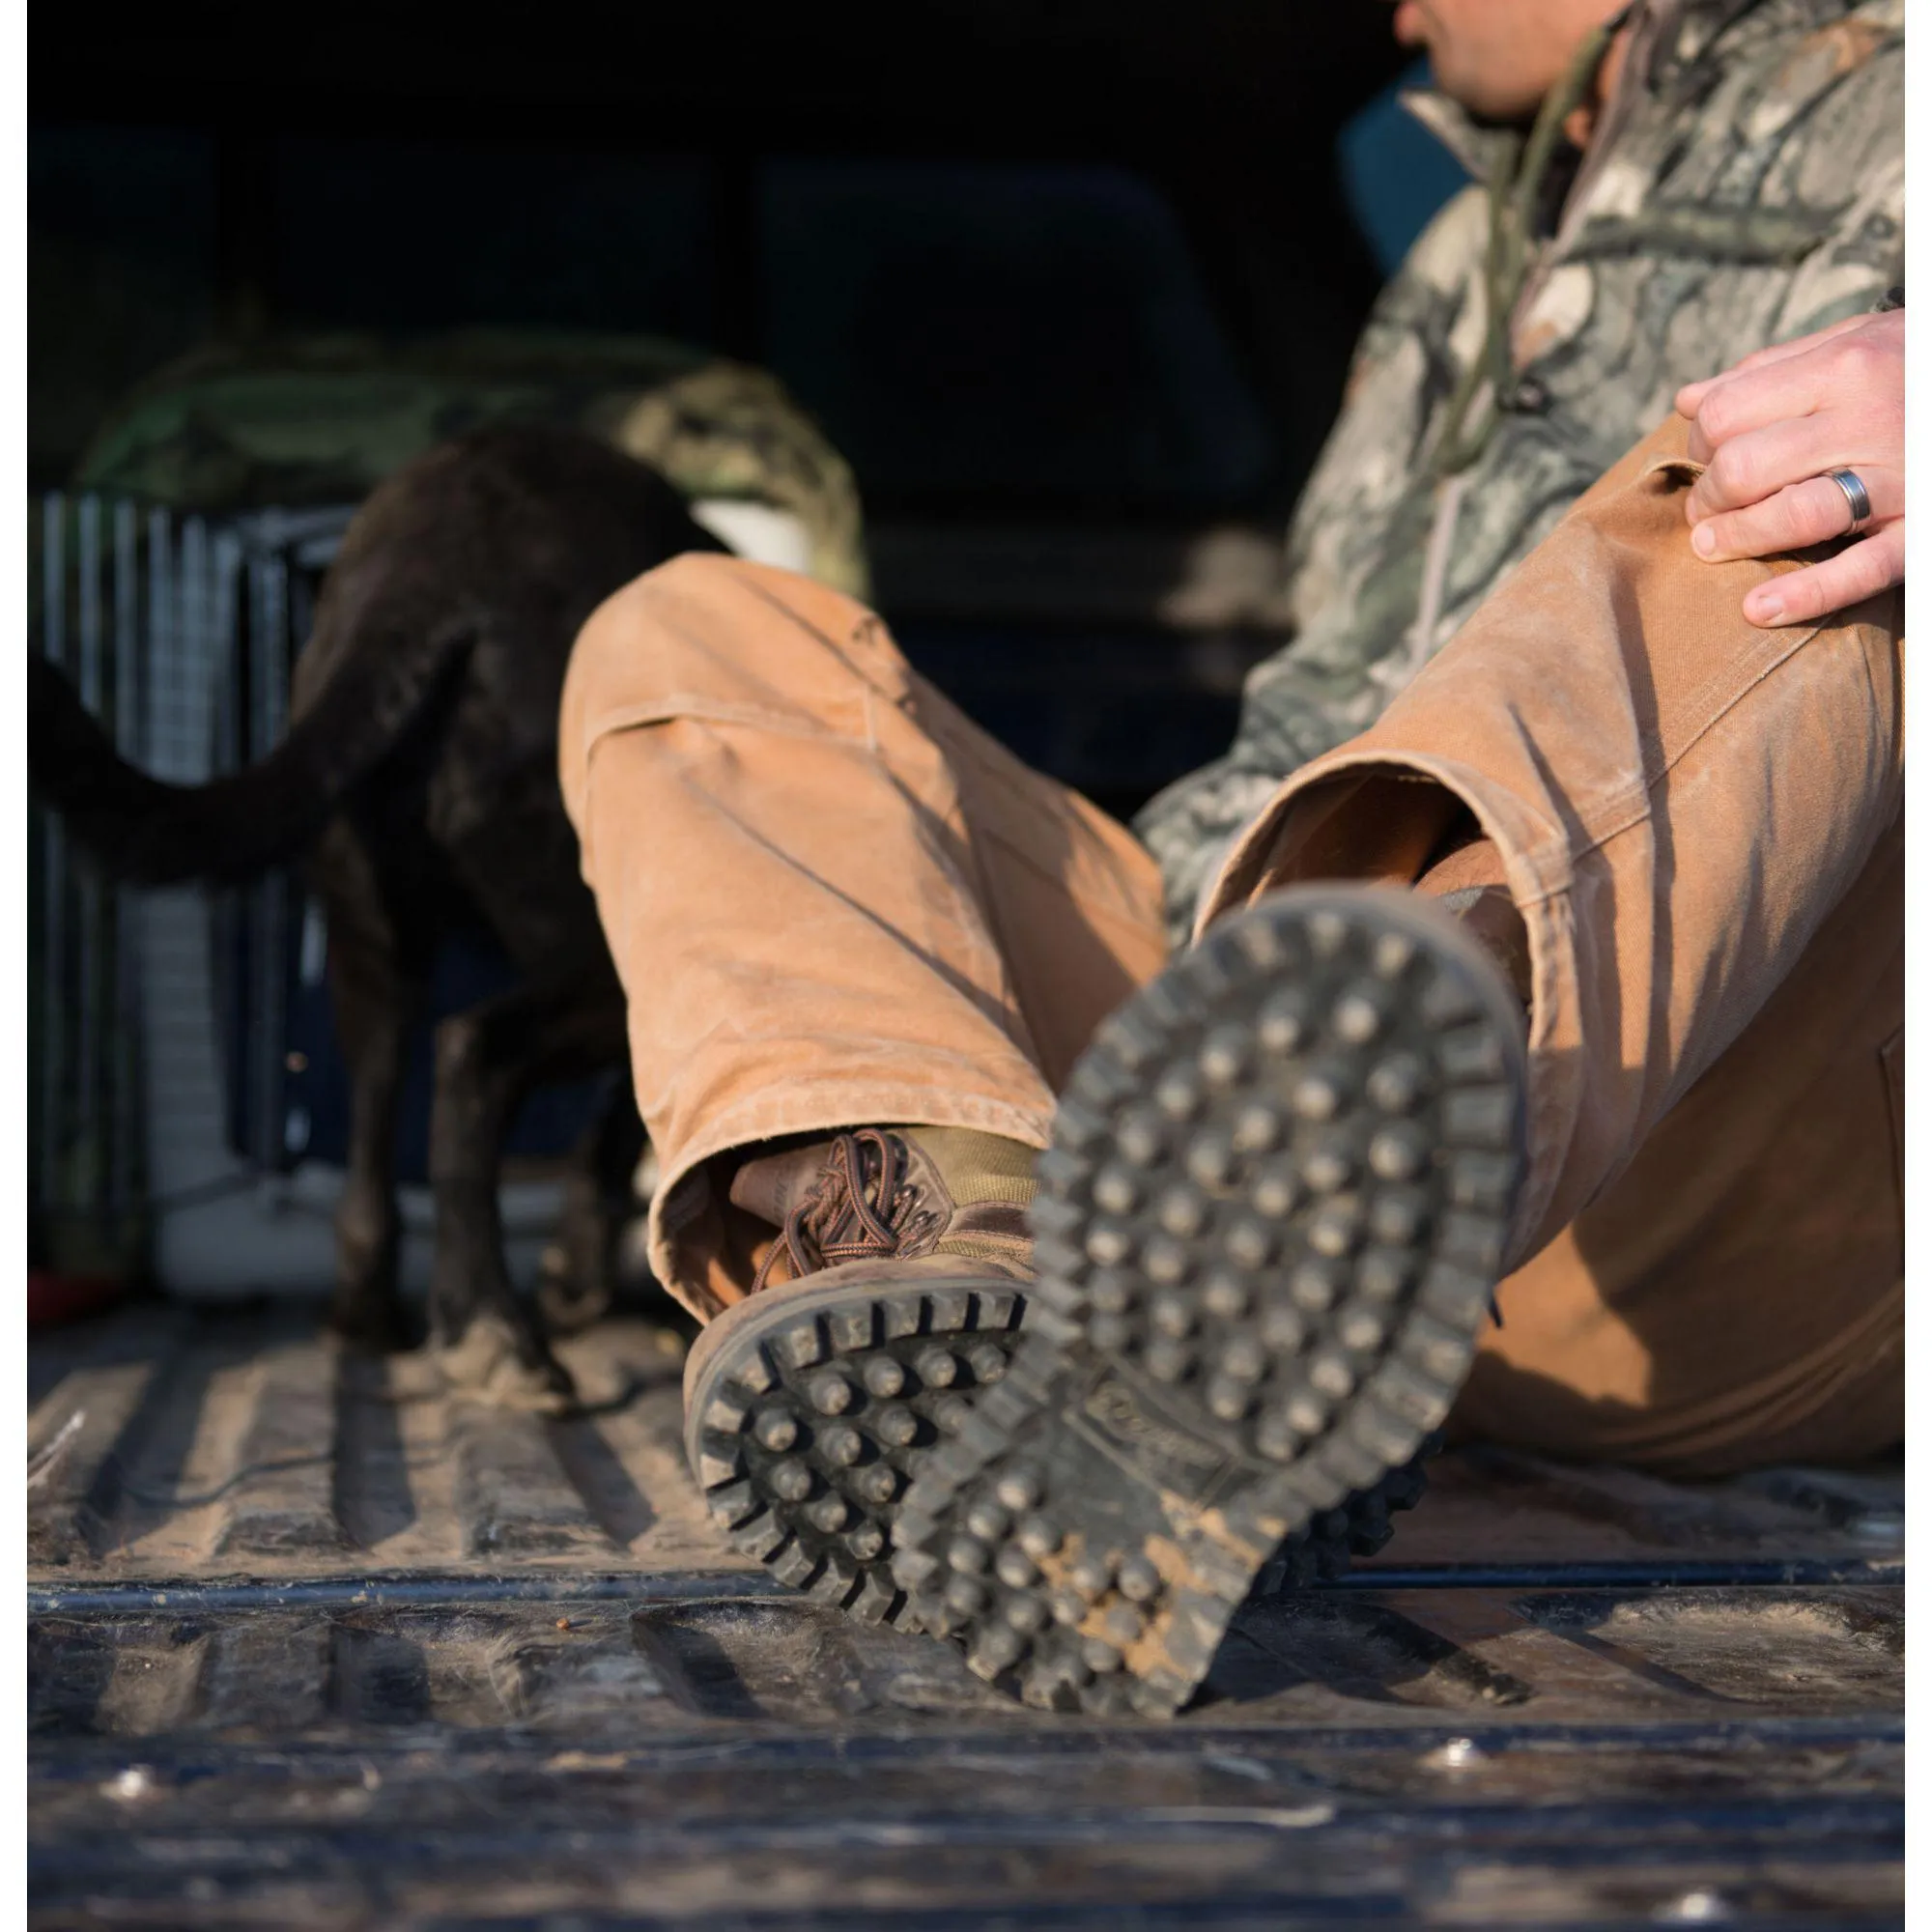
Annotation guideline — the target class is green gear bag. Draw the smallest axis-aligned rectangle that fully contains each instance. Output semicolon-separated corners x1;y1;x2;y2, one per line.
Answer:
71;328;870;598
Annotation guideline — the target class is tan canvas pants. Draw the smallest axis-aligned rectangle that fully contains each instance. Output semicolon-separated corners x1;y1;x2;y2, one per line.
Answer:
560;417;1903;1477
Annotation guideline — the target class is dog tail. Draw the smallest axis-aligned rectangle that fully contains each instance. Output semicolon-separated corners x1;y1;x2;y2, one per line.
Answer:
28;623;476;887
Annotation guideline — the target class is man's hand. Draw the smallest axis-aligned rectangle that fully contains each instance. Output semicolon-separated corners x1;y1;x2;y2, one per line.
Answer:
1674;308;1903;628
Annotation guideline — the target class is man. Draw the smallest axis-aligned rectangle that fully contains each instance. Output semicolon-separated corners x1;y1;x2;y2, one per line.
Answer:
1139;0;1904;932
557;0;1904;1715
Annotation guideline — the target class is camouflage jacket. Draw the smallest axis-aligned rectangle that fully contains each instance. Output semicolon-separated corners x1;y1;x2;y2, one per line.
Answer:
1137;0;1904;941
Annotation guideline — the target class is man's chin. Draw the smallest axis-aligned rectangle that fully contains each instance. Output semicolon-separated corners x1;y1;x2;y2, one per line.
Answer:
1391;0;1430;48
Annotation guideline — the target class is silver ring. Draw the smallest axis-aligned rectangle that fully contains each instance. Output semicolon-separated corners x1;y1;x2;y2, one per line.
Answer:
1825;468;1873;535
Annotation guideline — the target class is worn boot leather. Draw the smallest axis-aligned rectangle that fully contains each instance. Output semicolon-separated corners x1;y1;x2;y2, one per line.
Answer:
682;1125;1039;1627
728;1125;1037;1289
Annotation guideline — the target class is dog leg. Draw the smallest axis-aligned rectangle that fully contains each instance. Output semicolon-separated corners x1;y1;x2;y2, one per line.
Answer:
538;1075;650;1337
426;974;629;1411
314;832;429;1352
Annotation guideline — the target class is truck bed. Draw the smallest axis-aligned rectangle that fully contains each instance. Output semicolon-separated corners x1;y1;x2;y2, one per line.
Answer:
28;1301;1904;1928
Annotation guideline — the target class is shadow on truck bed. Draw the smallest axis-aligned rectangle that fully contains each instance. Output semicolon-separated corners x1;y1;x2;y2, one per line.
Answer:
27;1300;1903;1928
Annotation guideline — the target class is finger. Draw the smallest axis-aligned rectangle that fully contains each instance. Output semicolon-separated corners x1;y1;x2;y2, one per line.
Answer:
1683;350;1839;467
1674;313;1873;418
1685;413;1847;519
1690;469;1906;560
1684;315;1903;468
1743;521;1906;628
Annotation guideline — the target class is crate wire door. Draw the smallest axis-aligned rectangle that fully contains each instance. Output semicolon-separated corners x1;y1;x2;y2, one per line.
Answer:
34;497;156;1270
31;495;355;1286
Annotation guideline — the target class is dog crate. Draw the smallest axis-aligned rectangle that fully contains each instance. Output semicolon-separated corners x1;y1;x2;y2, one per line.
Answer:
29;488;808;1300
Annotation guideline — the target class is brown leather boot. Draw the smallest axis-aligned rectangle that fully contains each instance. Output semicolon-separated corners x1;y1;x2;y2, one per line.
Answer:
683;1125;1037;1625
889;884;1528;1716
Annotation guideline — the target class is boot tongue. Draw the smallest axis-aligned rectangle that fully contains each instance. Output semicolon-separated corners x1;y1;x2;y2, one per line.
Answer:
728;1142;836;1228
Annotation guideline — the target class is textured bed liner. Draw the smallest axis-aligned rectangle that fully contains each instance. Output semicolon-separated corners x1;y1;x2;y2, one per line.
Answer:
28;1301;1903;1928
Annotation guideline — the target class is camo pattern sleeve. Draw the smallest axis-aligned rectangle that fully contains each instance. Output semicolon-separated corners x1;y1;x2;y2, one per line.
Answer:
1135;0;1903;946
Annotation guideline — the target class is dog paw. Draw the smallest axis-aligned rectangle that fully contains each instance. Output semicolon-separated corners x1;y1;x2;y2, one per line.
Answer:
432;1309;580;1414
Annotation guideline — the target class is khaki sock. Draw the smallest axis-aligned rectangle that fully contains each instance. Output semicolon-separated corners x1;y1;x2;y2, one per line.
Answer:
891;1125;1038;1207
888;1124;1037;1271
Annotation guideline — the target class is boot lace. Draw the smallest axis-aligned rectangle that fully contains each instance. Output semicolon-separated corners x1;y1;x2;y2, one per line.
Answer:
752;1129;934;1292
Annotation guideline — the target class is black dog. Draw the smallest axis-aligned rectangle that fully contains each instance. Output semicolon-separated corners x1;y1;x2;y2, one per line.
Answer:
30;423;724;1408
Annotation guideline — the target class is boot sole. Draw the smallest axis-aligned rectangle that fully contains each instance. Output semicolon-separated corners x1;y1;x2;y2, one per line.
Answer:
686;1273;1032;1627
684;1271;1435;1628
888;886;1528;1716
